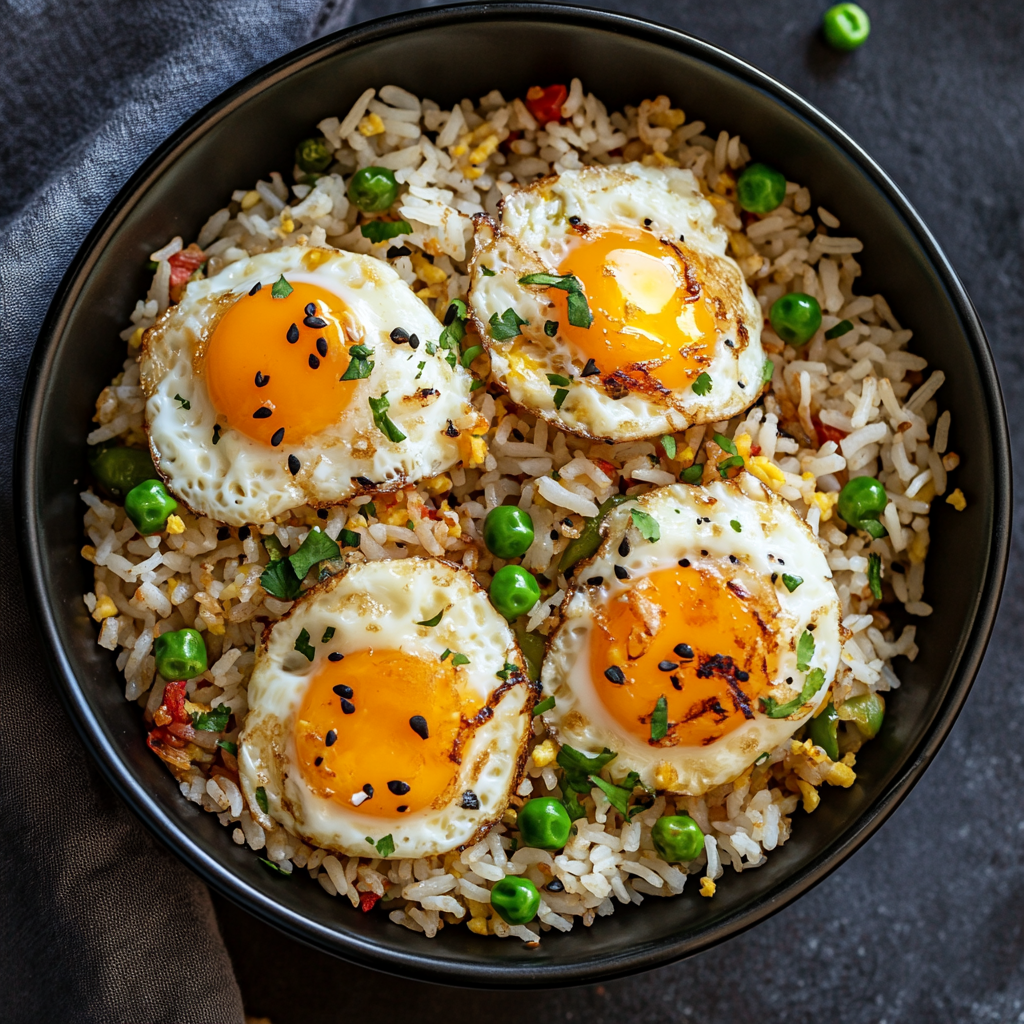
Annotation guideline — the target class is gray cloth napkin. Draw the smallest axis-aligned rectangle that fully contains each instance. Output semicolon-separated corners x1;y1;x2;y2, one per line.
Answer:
0;2;351;1021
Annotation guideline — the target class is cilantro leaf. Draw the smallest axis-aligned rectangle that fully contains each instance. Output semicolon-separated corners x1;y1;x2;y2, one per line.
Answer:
566;290;593;329
825;319;854;340
461;344;484;368
340;344;374;380
438;315;465;353
782;573;804;592
546;373;573;387
557;745;618;793
375;834;396;858
255;786;269;813
533;695;555;715
360;219;411;243
553;388;569;410
661;435;677;460
217;739;237;755
340;528;360;548
451;652;470;667
868;552;883;601
174;393;191;410
368;392;407;443
680;463;703;484
796;629;815;672
761;358;775;384
650;694;668;741
415;360;425;380
321;626;336;643
480;265;496;277
630;508;660;542
294;628;315;662
290;527;341;581
259;857;291;876
259;558;302;600
470;379;485;391
761;667;825;719
518;272;582;290
692;372;713;396
588;773;638;819
271;275;293;299
495;662;518;681
718;455;745;477
714;433;739;456
730;520;742;533
192;704;231;732
488;307;528;341
416;608;445;627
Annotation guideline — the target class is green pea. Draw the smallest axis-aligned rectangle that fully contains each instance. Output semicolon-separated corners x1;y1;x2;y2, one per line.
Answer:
154;628;208;680
517;797;572;850
651;815;704;863
808;701;839;761
837;475;887;537
489;875;541;924
483;505;535;559
295;137;332;173
769;292;822;347
513;624;546;682
89;445;156;499
823;3;871;51
843;692;885;738
736;162;787;214
347;166;399;213
558;493;631;573
124;478;177;535
489;565;541;620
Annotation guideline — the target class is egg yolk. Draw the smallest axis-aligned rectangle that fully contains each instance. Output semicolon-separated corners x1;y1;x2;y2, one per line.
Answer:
294;648;468;817
549;227;718;389
205;281;357;447
589;565;777;747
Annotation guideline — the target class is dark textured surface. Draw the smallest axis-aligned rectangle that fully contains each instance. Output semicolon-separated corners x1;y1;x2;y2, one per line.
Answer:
2;0;1020;1021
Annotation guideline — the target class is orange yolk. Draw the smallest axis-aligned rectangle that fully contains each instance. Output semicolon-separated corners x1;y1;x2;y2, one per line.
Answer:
205;281;356;447
549;226;718;389
294;648;467;817
589;565;777;747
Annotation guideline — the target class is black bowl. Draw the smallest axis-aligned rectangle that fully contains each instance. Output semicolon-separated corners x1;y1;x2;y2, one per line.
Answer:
16;1;1011;987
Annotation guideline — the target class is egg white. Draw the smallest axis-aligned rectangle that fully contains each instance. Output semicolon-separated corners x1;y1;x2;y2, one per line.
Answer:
141;247;476;526
237;557;537;860
541;481;843;795
468;163;766;441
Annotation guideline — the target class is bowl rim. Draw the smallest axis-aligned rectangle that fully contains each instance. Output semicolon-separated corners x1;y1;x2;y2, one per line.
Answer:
16;0;1012;988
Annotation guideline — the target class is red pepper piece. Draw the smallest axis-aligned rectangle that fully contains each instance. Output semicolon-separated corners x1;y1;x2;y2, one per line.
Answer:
593;458;617;479
162;679;190;723
525;84;568;125
167;244;205;290
359;890;382;913
812;415;847;446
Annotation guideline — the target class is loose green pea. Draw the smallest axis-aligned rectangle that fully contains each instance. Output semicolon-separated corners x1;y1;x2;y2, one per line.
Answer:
808;701;839;761
769;292;822;347
295;137;332;173
514;624;546;682
651;815;704;863
489;565;541;620
843;692;885;738
89;445;156;499
517;797;572;850
837;475;887;537
154;628;208;681
124;478;177;535
490;875;541;924
736;162;787;214
347;166;399;213
483;505;535;559
823;3;871;51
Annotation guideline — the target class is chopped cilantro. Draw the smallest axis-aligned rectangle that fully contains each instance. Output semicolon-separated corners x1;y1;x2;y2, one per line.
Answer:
259;857;290;876
376;834;396;858
517;272;592;328
553;388;570;410
446;298;468;321
714;433;738;456
217;739;237;755
680;464;703;484
782;574;804;592
825;319;854;340
546;373;573;387
255;786;269;813
259;559;301;600
480;265;496;277
533;695;555;715
440;649;451;661
796;629;815;672
414;360;425;380
868;552;883;601
321;626;336;643
416;608;445;627
340;528;360;548
488;307;528;341
290;527;341;581
730;519;742;532
588;770;643;819
544;320;558;337
650;695;668;741
692;372;713;396
192;704;231;732
761;667;825;719
174;393;191;410
368;392;407;443
566;291;593;329
340;343;374;380
495;662;518;681
661;435;677;460
261;526;342;598
630;508;660;542
718;455;745;477
470;379;485;391
271;275;293;299
754;751;770;765
558;744;618;821
451;652;470;667
363;502;376;519
761;358;775;384
360;219;411;243
294;628;315;662
461;344;484;368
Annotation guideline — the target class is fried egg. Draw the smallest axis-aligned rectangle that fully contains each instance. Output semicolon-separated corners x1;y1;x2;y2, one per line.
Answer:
541;480;842;795
141;247;476;526
468;163;766;441
238;558;537;859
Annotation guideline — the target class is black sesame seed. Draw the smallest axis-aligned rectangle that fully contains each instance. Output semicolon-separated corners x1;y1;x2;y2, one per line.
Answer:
643;218;652;227
550;530;559;540
562;517;573;527
217;526;231;541
316;337;328;357
679;234;686;243
387;245;412;258
253;407;272;419
333;683;353;699
738;382;746;389
445;420;459;438
546;878;565;892
238;526;251;541
568;215;581;226
581;358;600;377
315;755;323;766
696;518;702;525
618;537;630;557
355;476;374;487
409;333;420;349
409;716;429;740
703;517;711;523
771;572;778;583
288;455;300;475
586;576;604;586
786;676;793;685
308;353;320;369
670;674;682;691
736;669;750;682
271;427;285;447
460;790;480;810
286;323;299;344
679;558;690;568
778;558;785;565
249;281;262;296
701;549;709;556
604;665;626;685
397;805;409;813
614;565;630;580
725;338;735;348
325;729;337;746
317;508;328;520
304;315;327;329
328;652;344;663
658;661;679;672
387;780;411;795
443;303;459;326
674;643;694;660
729;554;738;564
390;327;410;343
807;623;816;631
341;699;355;714
255;371;270;387
363;783;374;797
304;302;316;316
505;429;522;444
212;424;221;445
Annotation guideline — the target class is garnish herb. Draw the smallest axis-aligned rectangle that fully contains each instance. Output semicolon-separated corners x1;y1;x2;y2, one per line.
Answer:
260;526;341;599
438;300;467;366
730;520;742;533
661;435;677;460
546;373;572;387
553;388;569;410
761;358;775;384
416;608;445;627
718;455;745;477
825;319;854;340
544;320;558;337
489;307;528;341
414;360;425;380
375;834;396;858
714;433;738;456
340;344;374;380
461;344;483;368
480;265;496;276
368;392;407;443
692;372;713;396
321;627;336;643
495;662;518;681
271;275;293;299
588;770;643;819
259;858;290;876
255;786;269;813
340;528;360;548
217;739;237;755
630;508;661;543
557;745;618;820
364;502;376;519
650;695;669;741
680;464;703;484
761;667;825;719
360;219;411;244
290;527;341;580
782;574;804;592
174;393;191;410
294;628;315;662
451;652;470;667
192;704;231;732
796;629;815;672
517;272;593;328
868;552;883;600
470;379;485;391
440;649;451;661
533;695;555;715
754;751;770;765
